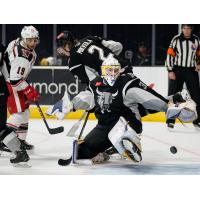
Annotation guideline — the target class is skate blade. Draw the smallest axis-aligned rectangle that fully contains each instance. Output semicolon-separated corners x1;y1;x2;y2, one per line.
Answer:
12;162;32;168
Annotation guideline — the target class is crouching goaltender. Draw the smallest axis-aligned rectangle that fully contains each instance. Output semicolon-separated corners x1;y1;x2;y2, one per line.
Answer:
48;57;197;165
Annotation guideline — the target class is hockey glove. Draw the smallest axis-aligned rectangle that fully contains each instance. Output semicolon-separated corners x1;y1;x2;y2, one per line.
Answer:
23;85;39;102
46;91;73;120
167;100;197;122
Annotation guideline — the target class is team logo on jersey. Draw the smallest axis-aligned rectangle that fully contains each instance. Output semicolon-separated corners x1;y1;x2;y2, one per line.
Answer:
191;43;197;51
96;87;118;113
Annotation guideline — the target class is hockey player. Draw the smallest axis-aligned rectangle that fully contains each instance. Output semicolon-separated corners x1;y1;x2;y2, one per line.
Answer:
50;57;197;164
2;25;40;150
56;30;131;84
0;43;30;165
47;30;140;121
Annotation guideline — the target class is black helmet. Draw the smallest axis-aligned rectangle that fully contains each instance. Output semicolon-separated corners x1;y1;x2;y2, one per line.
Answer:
56;30;75;47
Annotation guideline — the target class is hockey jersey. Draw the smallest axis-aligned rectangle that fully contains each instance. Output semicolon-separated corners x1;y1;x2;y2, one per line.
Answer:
87;73;168;125
3;38;37;91
68;35;124;84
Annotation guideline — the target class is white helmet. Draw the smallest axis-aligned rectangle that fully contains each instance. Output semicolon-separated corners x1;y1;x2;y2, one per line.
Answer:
21;25;39;39
101;57;121;86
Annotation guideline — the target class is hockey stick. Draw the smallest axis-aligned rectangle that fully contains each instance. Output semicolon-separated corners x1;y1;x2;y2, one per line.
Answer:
66;111;87;137
35;101;64;135
58;112;90;166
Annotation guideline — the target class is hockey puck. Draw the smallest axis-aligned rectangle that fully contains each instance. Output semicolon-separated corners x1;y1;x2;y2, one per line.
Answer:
170;146;177;154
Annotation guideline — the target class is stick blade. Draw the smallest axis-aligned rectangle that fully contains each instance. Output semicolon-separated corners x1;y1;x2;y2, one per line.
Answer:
49;126;64;135
58;157;72;166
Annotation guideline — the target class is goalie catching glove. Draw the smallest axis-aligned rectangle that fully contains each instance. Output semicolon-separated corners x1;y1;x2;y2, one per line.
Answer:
166;100;197;122
46;91;73;120
167;88;197;122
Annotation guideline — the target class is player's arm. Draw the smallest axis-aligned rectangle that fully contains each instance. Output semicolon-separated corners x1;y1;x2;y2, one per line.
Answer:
165;36;177;72
123;79;197;122
123;78;169;113
101;39;123;56
68;54;90;84
9;57;39;102
89;35;123;56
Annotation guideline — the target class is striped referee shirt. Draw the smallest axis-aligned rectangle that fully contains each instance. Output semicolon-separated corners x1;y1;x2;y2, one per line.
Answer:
165;33;200;71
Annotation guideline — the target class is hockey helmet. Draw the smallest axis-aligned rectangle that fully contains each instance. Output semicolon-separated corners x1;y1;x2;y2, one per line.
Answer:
56;30;75;47
21;25;39;39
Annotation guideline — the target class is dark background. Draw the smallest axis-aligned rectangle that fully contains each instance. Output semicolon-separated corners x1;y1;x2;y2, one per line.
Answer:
1;24;200;66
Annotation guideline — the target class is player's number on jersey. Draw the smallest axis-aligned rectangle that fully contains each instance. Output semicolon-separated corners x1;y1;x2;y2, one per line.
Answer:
17;67;25;75
88;45;113;61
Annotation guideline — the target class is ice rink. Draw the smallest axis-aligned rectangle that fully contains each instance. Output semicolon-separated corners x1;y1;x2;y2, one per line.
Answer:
1;119;200;175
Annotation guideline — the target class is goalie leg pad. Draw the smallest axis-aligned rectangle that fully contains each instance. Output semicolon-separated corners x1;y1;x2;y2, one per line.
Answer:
108;117;142;162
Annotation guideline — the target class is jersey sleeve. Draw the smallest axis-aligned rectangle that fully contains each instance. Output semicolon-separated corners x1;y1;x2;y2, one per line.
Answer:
122;76;168;113
102;39;123;56
9;56;30;91
165;36;177;71
69;53;90;84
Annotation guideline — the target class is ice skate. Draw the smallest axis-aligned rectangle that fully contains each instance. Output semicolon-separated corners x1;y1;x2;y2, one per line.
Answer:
10;148;31;168
0;142;11;157
19;139;34;150
91;152;110;164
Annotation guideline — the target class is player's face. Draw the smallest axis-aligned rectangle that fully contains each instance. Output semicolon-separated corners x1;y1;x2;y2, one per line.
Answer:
105;67;120;78
182;26;192;38
64;42;74;55
25;38;39;50
57;42;73;57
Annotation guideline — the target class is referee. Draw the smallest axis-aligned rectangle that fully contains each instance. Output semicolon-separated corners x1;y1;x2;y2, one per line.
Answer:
165;24;200;128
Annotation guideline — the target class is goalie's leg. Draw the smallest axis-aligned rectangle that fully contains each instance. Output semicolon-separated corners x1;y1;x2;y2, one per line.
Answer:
121;137;142;162
108;117;142;163
76;124;114;164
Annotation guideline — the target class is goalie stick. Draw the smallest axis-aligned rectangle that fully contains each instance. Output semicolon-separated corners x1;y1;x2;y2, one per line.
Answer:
58;112;90;166
66;111;87;137
35;101;64;135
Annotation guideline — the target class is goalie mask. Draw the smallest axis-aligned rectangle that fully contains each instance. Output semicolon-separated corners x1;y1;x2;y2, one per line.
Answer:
101;57;121;86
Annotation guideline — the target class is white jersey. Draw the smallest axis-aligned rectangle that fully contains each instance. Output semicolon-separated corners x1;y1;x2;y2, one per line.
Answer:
3;38;37;91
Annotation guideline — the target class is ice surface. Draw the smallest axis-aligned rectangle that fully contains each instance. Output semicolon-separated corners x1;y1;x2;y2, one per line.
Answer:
1;119;200;175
